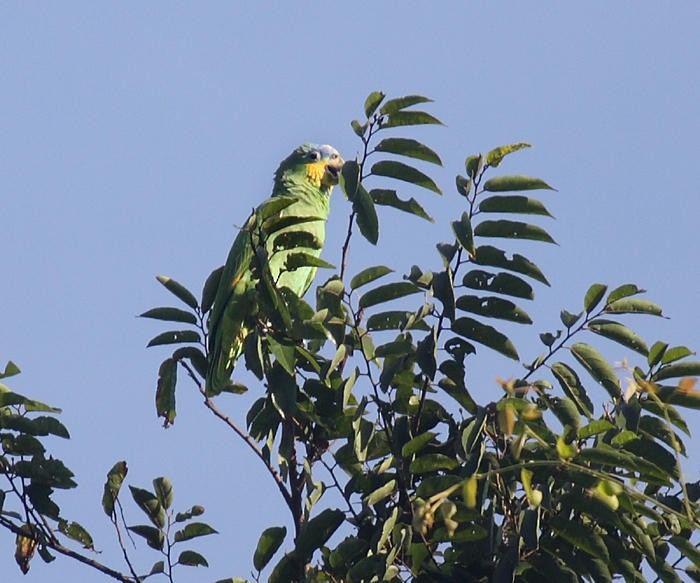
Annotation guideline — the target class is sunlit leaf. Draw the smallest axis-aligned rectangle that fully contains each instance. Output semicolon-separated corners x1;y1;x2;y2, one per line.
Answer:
0;361;21;379
58;520;94;550
648;341;669;368
661;345;694;365
607;283;644;303
129;486;166;529
371;160;441;194
485;143;531;167
153;477;174;510
474;220;556;244
365;479;397;506
465;154;483;179
401;432;436;457
409;453;459;473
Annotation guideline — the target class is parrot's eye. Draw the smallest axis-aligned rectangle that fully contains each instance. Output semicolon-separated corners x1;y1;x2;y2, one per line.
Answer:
308;151;321;162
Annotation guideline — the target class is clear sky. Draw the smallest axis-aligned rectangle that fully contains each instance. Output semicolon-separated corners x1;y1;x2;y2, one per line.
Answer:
2;3;699;581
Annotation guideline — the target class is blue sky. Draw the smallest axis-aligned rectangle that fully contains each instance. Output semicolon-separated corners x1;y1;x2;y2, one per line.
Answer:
2;3;699;581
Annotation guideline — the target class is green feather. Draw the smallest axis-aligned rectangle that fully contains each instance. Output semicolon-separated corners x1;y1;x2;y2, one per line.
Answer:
205;144;343;394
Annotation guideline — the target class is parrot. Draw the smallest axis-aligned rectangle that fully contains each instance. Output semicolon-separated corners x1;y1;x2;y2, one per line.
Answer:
206;143;344;394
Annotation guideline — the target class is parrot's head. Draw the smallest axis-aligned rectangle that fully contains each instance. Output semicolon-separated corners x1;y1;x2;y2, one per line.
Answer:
275;143;345;195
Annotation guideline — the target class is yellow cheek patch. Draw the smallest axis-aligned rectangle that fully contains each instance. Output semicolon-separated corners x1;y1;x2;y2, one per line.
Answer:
305;160;327;187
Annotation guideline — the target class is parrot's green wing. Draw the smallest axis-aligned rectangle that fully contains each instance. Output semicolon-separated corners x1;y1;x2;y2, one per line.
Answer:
205;144;343;394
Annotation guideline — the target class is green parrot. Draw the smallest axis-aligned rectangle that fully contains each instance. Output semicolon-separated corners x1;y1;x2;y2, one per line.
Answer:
206;143;344;393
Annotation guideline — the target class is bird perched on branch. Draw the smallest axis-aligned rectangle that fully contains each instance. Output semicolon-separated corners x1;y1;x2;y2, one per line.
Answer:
206;143;344;394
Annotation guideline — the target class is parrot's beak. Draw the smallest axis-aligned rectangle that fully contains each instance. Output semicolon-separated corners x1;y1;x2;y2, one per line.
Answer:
323;154;345;187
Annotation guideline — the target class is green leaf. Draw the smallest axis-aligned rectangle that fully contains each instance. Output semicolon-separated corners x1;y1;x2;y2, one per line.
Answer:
253;526;287;572
570;343;620;398
409;453;459;473
273;230;323;252
295;508;345;561
261;214;326;234
175;505;205;522
648;341;668;367
551;362;594;418
140;307;197;325
402;432;436;457
257;196;298;220
653;361;700;382
358;281;420;309
382;110;443;128
58;520;94;550
350;265;393;290
661;345;694;364
0;361;20;379
129;486;166;529
456;295;531;324
474;220;556;244
473;245;549;285
155;358;177;427
201;266;223;314
577;419;615;439
452;212;475;257
584;283;607;313
482;175;555;192
153;477;174;510
174;522;218;542
379;94;432;115
351;119;366;137
177;550;208;567
463;269;534;300
479;195;553;217
353;183;379;245
452;317;519;360
370;188;433;221
485;143;531;167
465;154;483;179
560;309;582;328
374;137;442;165
365;479;397;506
128;525;164;550
284;252;334;271
147;330;201;348
172;346;207;378
455;175;472;197
550;516;609;562
587;319;648;355
340;160;360;201
371;160;441;194
156;275;198;309
364;91;385;117
102;461;128;516
607;283;644;303
605;298;664;316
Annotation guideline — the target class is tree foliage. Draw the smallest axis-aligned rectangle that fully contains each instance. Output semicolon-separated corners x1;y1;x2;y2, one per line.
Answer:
2;92;699;582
